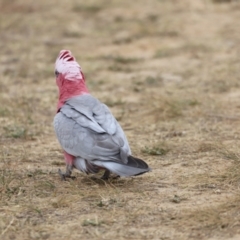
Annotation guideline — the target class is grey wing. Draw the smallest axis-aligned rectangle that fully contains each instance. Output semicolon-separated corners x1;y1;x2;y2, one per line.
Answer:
64;94;118;135
53;94;131;163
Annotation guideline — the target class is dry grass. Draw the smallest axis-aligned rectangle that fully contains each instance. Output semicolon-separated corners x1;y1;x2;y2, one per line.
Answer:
1;0;240;239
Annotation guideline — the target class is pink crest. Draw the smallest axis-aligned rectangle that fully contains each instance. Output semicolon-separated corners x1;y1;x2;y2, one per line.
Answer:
55;50;83;81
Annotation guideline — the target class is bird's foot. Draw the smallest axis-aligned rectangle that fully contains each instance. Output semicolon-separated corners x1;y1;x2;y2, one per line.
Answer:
101;170;110;180
58;164;75;181
111;174;120;179
58;169;76;180
100;170;120;180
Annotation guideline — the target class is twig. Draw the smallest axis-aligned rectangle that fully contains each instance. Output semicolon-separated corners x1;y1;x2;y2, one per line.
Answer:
1;218;14;236
207;113;240;121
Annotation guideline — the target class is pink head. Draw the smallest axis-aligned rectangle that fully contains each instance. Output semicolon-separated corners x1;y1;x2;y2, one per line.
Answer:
55;50;88;111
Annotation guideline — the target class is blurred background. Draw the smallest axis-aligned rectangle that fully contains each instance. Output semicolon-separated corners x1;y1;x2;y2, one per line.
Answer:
1;0;240;239
1;0;239;139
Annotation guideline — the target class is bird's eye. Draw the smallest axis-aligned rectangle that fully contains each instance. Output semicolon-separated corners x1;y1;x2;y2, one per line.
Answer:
55;70;59;77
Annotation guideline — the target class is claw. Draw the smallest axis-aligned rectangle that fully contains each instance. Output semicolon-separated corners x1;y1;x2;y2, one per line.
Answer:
101;170;110;180
58;164;75;181
112;174;120;179
58;169;66;181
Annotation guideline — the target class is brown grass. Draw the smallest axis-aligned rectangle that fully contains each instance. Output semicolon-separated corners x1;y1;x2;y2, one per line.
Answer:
1;0;240;239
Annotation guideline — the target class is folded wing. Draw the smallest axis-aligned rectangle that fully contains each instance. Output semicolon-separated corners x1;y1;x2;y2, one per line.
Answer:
54;94;130;164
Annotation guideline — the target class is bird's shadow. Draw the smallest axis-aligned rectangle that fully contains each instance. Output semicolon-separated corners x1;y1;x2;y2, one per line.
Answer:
80;174;135;187
56;170;150;190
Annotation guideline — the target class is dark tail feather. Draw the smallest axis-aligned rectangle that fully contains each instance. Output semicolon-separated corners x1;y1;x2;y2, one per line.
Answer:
92;156;151;177
127;156;149;169
127;155;151;176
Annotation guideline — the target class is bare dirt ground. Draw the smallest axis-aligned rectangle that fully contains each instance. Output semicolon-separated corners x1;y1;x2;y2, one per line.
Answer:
1;0;240;239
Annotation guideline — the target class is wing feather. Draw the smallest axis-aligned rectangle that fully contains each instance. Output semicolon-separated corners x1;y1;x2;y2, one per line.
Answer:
66;94;117;135
54;94;131;164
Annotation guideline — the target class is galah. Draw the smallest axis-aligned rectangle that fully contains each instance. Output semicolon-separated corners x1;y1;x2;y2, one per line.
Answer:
53;50;151;180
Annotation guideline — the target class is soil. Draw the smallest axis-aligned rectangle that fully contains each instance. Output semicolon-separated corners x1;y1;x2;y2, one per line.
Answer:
1;0;240;239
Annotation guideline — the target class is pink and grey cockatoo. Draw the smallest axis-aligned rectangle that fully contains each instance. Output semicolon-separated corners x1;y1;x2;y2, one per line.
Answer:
53;50;151;180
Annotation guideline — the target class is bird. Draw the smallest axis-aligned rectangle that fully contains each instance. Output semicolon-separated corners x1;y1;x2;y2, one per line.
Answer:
53;50;151;180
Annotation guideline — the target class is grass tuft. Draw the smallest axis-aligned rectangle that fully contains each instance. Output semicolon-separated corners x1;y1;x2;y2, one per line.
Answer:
3;125;27;139
72;4;103;13
142;146;169;156
82;218;103;227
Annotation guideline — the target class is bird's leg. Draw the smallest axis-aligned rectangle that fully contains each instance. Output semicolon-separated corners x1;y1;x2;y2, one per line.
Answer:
58;164;75;181
58;151;76;180
100;170;120;180
101;169;110;180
